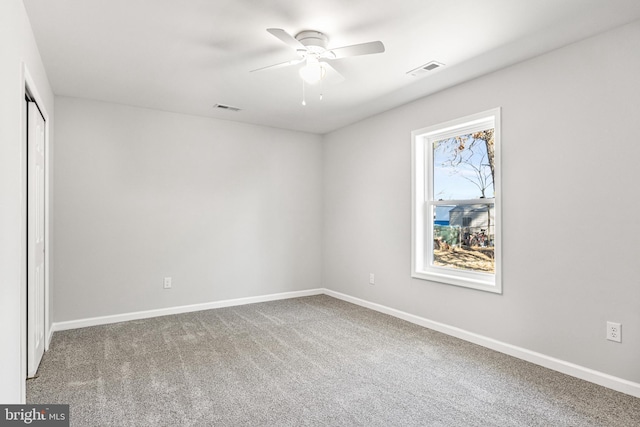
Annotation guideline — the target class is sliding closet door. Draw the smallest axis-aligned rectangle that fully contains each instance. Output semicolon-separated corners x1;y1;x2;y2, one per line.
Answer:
27;100;46;378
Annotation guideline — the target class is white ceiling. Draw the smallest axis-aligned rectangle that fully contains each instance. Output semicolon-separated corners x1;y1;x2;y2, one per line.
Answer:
23;0;640;134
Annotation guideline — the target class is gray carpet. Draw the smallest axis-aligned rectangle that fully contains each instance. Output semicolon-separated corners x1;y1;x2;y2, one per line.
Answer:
27;295;640;426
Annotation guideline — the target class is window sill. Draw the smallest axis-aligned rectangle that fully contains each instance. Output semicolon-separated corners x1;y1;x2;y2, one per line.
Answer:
412;269;501;294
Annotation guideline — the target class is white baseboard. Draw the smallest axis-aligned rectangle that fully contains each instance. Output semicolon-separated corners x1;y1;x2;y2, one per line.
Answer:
50;288;324;333
49;287;640;398
323;289;640;398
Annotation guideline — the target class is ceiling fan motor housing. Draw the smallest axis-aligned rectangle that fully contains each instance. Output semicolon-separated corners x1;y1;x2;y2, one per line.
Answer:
295;30;329;53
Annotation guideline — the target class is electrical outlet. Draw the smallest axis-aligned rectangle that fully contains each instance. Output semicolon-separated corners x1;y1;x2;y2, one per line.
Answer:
163;277;172;289
369;273;375;285
606;321;621;343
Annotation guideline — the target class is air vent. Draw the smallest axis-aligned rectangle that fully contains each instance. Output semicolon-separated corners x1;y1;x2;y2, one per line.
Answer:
213;104;242;112
407;61;445;76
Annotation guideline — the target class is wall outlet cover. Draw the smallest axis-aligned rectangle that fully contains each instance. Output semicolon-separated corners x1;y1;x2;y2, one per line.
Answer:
606;321;621;343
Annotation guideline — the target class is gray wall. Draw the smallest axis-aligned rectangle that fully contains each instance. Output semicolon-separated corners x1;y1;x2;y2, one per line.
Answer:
0;0;55;403
53;97;322;321
323;21;640;383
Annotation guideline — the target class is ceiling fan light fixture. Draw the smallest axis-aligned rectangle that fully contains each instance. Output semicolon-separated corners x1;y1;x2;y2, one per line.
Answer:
299;62;326;84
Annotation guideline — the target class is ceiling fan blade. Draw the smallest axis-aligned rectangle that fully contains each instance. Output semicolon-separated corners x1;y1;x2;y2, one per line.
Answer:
250;58;304;73
267;28;305;51
328;41;385;59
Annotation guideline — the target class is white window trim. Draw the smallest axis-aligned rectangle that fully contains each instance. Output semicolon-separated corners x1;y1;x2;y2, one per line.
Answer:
411;108;502;293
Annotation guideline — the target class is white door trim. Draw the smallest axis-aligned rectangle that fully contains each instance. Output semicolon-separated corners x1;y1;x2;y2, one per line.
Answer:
21;63;51;402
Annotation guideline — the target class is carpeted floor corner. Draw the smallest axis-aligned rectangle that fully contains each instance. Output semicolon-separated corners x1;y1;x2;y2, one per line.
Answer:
27;295;640;426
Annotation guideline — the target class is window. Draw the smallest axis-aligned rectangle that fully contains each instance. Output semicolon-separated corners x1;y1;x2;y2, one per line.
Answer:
411;109;501;293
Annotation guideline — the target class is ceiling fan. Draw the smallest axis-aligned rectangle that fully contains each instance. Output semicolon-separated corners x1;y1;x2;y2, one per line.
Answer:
251;28;385;85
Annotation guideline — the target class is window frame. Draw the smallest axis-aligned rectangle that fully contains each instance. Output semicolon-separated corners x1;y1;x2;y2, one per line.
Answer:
411;108;502;293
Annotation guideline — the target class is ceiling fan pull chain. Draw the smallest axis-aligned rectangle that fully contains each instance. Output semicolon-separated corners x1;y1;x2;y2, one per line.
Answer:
302;80;307;106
